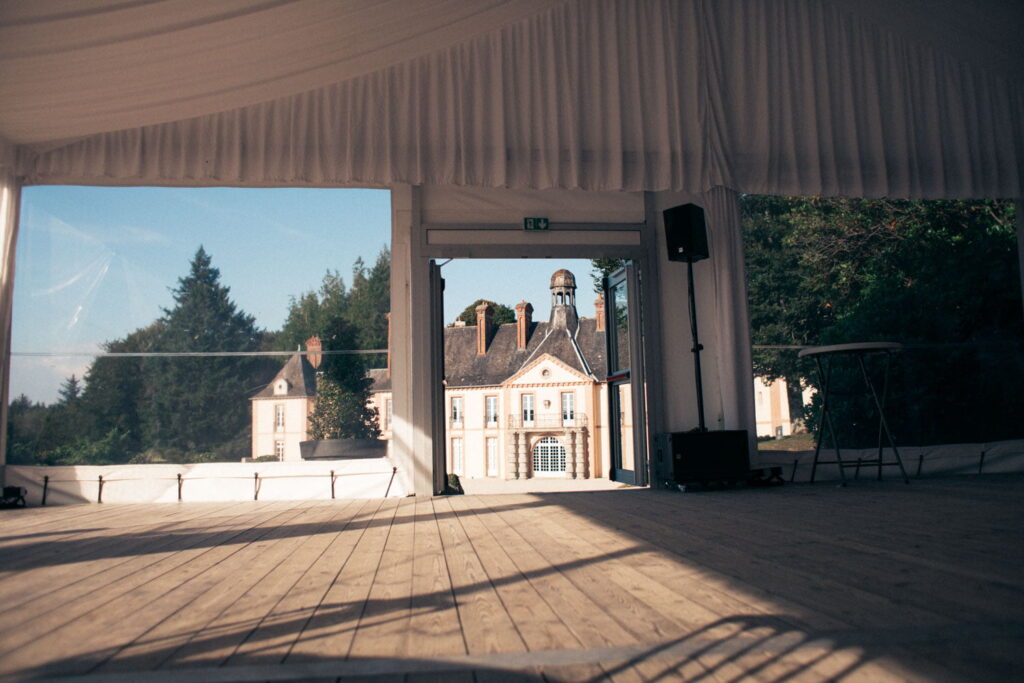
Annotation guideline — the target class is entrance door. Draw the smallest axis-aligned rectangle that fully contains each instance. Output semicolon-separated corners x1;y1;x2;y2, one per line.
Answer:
604;264;648;485
532;436;568;477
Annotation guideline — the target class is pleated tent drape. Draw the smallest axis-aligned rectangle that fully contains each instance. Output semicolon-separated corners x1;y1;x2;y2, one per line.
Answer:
701;187;757;450
7;0;1022;199
0;169;21;464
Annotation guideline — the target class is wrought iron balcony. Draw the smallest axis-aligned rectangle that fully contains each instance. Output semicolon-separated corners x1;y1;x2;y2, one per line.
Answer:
507;412;588;429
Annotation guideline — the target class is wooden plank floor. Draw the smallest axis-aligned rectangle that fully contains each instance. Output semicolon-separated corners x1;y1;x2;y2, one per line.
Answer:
0;475;1022;681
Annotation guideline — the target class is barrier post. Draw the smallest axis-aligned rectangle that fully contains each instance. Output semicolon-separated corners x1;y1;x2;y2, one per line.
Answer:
330;470;336;499
42;475;49;506
385;466;398;498
177;473;183;501
98;475;104;503
254;472;259;501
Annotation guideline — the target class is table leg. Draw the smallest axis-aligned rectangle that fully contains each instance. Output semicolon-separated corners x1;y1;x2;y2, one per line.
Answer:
811;356;846;484
858;351;909;484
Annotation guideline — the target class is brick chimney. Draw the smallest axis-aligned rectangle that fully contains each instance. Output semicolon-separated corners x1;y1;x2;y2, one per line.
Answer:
385;312;391;378
594;296;605;332
476;302;494;355
305;336;322;369
515;300;533;350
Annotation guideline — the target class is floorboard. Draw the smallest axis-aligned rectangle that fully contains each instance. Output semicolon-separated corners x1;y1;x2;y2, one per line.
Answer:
0;475;1021;681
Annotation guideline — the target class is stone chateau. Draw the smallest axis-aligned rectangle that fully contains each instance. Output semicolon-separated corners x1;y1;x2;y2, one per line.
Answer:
252;269;615;480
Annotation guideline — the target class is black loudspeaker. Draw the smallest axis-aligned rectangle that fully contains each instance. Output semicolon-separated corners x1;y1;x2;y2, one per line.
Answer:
663;203;709;262
663;430;750;483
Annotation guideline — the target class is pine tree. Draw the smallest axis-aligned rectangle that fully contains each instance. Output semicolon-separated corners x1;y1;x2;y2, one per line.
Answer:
278;269;349;352
145;247;271;455
345;248;390;350
57;375;81;405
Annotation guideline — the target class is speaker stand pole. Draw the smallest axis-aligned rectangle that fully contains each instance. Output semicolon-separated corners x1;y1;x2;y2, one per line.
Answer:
687;257;707;432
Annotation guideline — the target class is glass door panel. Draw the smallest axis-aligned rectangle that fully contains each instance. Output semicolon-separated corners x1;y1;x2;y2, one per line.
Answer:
604;264;646;485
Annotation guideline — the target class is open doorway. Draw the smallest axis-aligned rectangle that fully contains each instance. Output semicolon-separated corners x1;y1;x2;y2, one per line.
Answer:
426;258;644;494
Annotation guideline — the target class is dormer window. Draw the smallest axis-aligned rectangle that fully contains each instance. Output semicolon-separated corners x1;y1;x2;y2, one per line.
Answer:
273;379;290;396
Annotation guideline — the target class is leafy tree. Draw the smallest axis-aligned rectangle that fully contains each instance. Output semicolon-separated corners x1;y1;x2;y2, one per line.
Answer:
272;249;392;442
589;258;627;293
308;375;380;440
742;196;1023;446
9;375;91;464
145;247;274;455
741;196;823;417
6;394;51;465
44;428;131;466
78;321;164;456
278;248;390;353
455;299;516;326
309;314;380;439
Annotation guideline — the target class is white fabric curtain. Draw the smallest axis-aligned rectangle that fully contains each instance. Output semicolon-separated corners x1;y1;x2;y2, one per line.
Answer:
700;1;1024;198
0;0;568;145
701;187;757;449
0;169;21;465
12;0;1022;198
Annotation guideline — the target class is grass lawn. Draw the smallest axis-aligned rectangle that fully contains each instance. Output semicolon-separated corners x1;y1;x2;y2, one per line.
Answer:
757;432;815;451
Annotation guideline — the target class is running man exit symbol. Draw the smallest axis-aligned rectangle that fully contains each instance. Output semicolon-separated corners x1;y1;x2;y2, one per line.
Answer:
524;217;550;230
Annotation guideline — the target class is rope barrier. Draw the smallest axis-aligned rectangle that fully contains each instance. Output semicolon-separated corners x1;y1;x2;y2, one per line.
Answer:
28;468;395;504
753;342;1022;351
10;349;386;358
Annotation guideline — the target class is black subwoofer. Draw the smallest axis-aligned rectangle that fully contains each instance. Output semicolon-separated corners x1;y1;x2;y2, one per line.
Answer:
664;430;750;483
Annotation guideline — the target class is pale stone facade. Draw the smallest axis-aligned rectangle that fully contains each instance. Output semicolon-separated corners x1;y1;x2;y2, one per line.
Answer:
753;376;814;438
250;337;320;462
251;392;313;461
253;271;611;477
371;269;611;480
440;355;607;480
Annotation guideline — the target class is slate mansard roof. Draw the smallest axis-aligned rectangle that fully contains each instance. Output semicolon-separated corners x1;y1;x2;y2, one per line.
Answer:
252;353;318;400
367;368;391;394
443;317;606;388
363;267;608;393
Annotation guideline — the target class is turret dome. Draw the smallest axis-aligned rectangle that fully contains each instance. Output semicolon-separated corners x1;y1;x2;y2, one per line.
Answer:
550;269;577;289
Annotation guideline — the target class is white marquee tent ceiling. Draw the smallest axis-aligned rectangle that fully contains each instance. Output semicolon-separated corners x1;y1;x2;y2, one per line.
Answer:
0;0;566;145
0;0;1021;196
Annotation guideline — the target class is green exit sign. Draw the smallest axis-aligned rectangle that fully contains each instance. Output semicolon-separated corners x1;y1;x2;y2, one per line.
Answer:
524;217;550;231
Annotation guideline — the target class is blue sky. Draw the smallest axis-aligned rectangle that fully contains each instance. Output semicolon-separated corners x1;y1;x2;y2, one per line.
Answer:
12;187;598;403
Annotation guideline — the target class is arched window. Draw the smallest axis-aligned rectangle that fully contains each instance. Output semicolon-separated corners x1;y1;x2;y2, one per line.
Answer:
532;437;566;476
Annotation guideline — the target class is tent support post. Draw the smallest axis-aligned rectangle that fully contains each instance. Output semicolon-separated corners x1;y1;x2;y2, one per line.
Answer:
390;184;438;496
